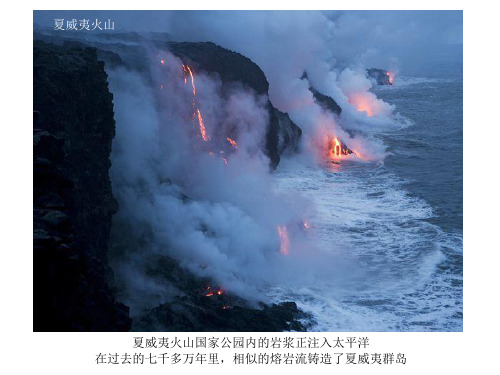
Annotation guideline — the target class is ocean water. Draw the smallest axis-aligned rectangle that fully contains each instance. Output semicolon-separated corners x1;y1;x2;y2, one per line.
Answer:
270;70;463;331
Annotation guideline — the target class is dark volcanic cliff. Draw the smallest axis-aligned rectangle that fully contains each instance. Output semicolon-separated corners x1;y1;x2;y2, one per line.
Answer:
366;68;392;85
301;72;343;116
33;41;131;331
167;41;269;96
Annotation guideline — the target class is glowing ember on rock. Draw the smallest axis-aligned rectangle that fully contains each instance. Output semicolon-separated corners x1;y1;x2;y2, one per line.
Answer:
386;71;395;85
196;109;210;141
226;137;238;149
277;225;290;256
203;285;224;297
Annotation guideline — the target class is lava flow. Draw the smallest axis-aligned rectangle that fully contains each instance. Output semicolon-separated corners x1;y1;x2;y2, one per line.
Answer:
203;285;224;297
160;59;242;159
328;137;352;160
226;137;238;149
277;225;290;256
386;71;395;85
181;63;210;142
196;109;210;141
183;64;196;95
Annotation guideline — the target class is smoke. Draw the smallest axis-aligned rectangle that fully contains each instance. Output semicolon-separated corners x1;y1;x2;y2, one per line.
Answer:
108;51;336;315
32;10;460;160
105;11;434;314
158;11;409;161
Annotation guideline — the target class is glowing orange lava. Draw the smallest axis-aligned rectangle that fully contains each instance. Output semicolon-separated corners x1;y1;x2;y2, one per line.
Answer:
277;225;290;256
329;137;350;160
183;64;196;96
176;63;239;159
386;71;394;85
196;109;210;141
226;137;238;149
204;285;224;297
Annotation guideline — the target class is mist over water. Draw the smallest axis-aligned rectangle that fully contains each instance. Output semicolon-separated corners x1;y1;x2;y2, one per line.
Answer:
269;70;462;331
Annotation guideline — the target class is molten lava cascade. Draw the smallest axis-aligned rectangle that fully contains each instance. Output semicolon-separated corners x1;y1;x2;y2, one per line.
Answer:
196;109;210;141
181;64;209;142
328;137;353;160
277;225;290;256
158;60;240;164
183;64;196;96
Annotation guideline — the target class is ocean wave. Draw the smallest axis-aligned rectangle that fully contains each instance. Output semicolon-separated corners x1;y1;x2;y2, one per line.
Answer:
269;159;462;331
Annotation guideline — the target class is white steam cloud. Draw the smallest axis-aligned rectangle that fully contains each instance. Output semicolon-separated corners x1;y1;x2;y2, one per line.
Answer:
161;10;404;161
108;52;330;315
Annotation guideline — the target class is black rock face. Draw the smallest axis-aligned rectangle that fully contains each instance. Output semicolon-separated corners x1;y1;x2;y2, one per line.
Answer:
367;68;393;85
167;41;270;96
274;109;303;155
129;254;311;332
138;299;310;332
33;41;131;331
310;87;343;115
301;72;343;115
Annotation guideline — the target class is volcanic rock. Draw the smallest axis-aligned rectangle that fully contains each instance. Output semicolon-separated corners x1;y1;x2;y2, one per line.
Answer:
367;68;393;85
33;41;131;331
